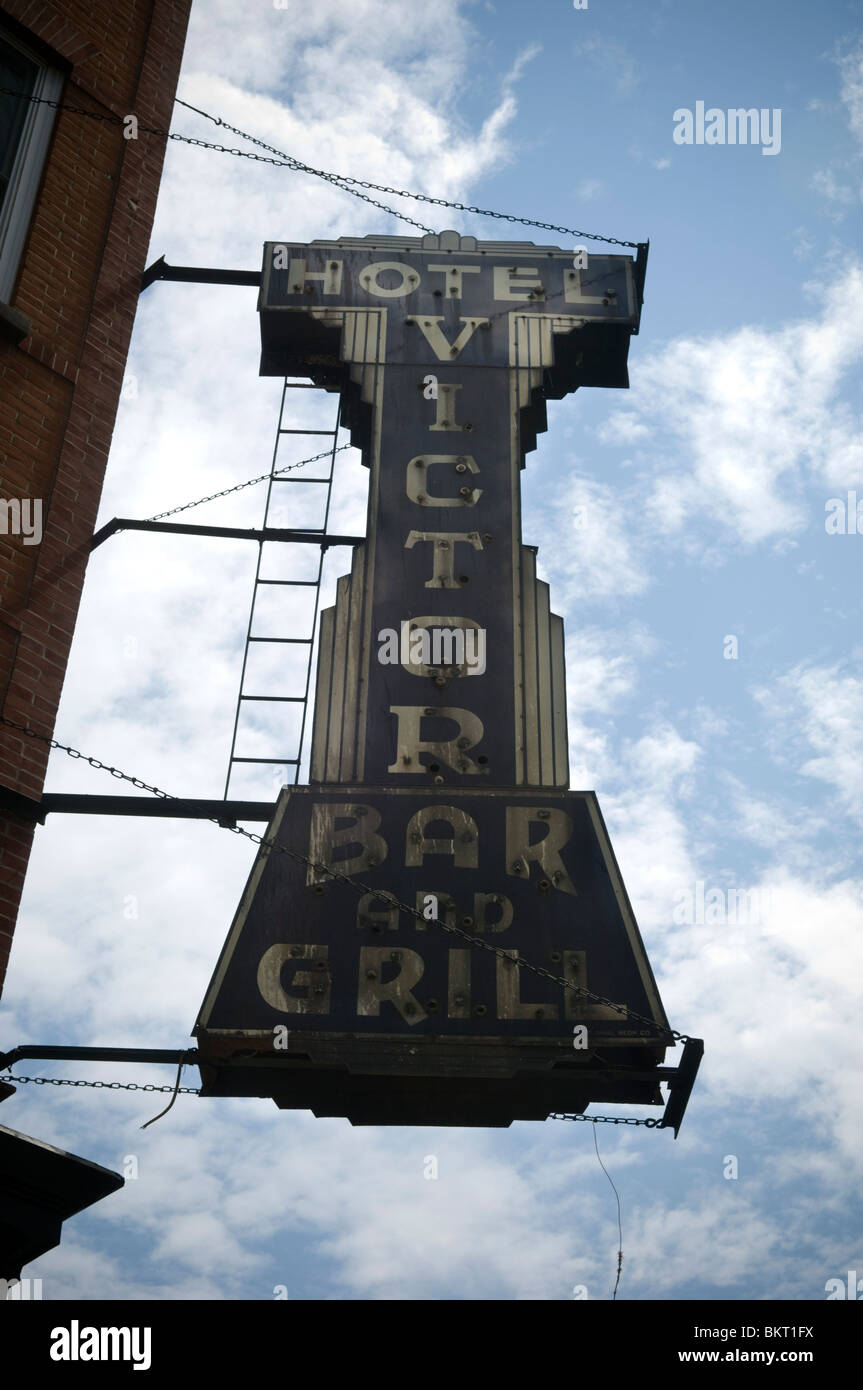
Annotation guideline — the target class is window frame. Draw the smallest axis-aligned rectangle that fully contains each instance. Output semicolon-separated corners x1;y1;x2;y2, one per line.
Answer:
0;25;63;304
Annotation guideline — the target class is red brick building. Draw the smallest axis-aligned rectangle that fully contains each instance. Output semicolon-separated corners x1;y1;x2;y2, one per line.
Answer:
0;0;192;996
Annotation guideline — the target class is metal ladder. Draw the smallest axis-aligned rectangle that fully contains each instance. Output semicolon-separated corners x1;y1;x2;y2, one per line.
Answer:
223;378;340;799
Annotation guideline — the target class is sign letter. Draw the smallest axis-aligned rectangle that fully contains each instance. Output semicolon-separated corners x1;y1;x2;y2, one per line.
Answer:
506;807;577;895
388;707;485;774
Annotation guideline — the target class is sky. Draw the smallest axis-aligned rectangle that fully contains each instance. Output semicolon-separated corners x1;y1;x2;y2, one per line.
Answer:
3;0;863;1303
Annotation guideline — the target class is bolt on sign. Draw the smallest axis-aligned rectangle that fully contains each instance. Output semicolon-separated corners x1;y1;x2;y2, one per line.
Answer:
195;231;673;1126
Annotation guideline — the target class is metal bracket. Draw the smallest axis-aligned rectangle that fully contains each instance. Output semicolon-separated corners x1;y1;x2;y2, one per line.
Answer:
0;1045;199;1072
658;1036;703;1137
25;795;277;825
90;517;365;552
632;240;649;331
0;785;44;821
141;256;260;293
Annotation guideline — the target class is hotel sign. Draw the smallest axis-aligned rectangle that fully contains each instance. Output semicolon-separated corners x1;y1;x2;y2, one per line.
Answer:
195;232;673;1127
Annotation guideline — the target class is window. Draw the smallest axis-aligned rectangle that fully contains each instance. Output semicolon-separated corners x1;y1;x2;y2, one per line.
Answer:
0;28;63;303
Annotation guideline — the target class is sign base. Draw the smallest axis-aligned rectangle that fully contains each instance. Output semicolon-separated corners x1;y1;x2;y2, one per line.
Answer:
196;1032;666;1126
195;785;673;1126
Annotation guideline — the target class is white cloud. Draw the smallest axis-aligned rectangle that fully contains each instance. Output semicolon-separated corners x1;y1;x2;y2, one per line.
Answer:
573;37;640;95
718;772;826;864
809;38;863;215
837;37;863;145
599;413;648;444
539;476;651;606
623;1193;784;1294
165;0;529;264
754;660;863;825
602;726;701;933
792;226;816;260
564;625;655;786
183;0;478;105
810;166;857;211
663;868;863;1171
601;262;863;545
576;178;604;202
566;625;654;715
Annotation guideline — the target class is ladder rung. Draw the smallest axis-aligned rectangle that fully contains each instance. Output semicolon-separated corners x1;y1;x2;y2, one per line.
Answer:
279;428;338;436
248;636;312;644
257;579;319;587
231;757;300;765
274;477;331;484
240;695;306;703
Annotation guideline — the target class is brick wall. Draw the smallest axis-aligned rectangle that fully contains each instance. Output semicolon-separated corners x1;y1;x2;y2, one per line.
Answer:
0;0;193;993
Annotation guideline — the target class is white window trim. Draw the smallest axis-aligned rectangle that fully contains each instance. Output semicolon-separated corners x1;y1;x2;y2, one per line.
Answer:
0;29;63;303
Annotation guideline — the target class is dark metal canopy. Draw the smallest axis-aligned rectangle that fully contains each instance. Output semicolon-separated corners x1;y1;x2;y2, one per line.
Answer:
0;1124;123;1281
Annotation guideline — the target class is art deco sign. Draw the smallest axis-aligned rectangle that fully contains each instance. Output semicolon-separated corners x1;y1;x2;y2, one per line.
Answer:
195;231;673;1127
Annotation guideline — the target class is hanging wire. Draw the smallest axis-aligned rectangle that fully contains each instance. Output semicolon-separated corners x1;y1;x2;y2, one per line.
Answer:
139;1057;187;1128
592;1126;625;1300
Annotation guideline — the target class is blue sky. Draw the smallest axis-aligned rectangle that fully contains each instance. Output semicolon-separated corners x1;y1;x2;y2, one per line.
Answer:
3;0;863;1301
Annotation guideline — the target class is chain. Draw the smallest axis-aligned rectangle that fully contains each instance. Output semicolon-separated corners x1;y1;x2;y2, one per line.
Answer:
0;87;640;247
175;98;641;248
0;89;433;235
549;1112;659;1128
0;1078;663;1126
0;715;690;1045
0;716;174;800
0;1079;664;1127
145;443;353;522
0;1073;200;1094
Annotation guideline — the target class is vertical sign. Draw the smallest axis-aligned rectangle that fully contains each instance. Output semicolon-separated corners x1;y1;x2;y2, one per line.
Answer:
195;232;672;1127
260;231;640;787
